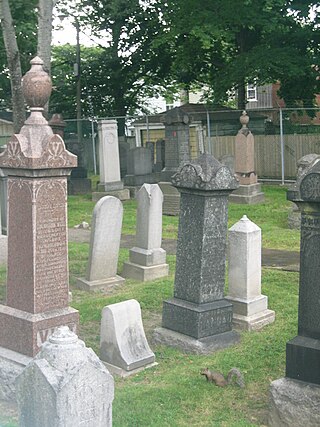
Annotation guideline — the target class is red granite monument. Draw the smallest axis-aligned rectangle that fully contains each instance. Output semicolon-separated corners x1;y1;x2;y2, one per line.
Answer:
0;57;79;358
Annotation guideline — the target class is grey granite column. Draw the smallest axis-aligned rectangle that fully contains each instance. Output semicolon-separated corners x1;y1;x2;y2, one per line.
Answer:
154;154;240;353
269;161;320;425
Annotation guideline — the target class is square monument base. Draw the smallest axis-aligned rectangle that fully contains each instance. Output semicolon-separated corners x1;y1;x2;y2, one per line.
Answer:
286;335;320;385
0;304;79;357
92;188;130;202
0;346;31;401
269;377;320;426
75;275;125;292
122;261;169;282
162;297;234;339
153;327;239;355
229;183;264;204
102;360;158;378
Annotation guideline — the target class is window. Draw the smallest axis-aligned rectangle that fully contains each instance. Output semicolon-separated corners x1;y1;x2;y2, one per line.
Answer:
247;84;257;102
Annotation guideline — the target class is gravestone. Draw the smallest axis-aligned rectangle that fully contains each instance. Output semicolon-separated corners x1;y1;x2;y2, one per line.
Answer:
49;113;91;195
122;184;169;281
229;111;264;204
93;120;129;201
16;326;114;427
269;159;320;425
100;299;156;377
0;57;79;399
124;147;157;188
154;154;240;353
226;215;275;330
159;108;191;215
76;196;125;291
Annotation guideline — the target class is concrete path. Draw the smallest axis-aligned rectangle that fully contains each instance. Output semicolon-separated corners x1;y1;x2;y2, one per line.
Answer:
68;228;300;272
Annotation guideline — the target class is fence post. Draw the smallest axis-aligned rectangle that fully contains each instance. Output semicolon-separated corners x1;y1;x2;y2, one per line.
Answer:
91;118;97;175
206;109;212;154
279;107;285;185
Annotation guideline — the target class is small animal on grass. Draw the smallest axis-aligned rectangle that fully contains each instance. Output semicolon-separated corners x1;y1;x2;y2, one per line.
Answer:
200;367;245;388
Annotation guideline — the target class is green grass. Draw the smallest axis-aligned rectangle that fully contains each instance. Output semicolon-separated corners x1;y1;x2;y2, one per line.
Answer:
0;183;302;426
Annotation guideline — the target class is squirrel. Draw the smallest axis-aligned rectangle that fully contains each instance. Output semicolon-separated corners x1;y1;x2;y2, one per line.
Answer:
200;367;245;388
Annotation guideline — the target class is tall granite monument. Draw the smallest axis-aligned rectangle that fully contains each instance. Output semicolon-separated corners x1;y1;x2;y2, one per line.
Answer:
0;57;79;398
229;111;264;204
154;154;240;353
269;160;320;425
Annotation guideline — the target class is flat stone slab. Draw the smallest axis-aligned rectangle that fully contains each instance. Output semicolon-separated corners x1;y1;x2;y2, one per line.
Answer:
269;377;320;426
232;309;275;331
153;327;240;354
75;275;125;292
122;261;169;282
102;361;158;378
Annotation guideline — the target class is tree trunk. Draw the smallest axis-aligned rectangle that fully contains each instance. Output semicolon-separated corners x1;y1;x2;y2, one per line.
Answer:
0;0;26;132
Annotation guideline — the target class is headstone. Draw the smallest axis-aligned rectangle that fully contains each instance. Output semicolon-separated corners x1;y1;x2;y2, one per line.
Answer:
226;215;275;330
16;326;114;427
287;154;320;229
93;120;130;201
219;154;235;174
100;299;156;377
122;184;169;281
154;139;165;172
0;57;79;399
124;147;157;187
229;111;264;204
269;159;320;425
154;154;240;353
76;196;125;291
159;107;191;215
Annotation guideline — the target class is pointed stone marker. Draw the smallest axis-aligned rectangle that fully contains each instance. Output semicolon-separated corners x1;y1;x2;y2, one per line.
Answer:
122;184;169;281
226;215;275;330
100;299;156;377
76;196;125;291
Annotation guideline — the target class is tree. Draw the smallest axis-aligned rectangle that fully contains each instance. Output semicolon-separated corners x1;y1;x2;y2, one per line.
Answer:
160;0;320;110
0;0;55;131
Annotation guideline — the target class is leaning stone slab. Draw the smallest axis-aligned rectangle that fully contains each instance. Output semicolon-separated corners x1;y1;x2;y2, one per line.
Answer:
226;215;275;331
76;196;125;291
122;184;169;281
100;299;156;377
16;326;114;427
269;378;320;426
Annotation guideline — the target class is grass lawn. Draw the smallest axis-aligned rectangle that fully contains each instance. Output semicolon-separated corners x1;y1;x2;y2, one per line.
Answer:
0;184;300;426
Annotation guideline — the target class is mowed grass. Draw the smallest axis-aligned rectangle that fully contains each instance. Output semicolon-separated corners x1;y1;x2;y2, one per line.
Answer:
0;183;301;426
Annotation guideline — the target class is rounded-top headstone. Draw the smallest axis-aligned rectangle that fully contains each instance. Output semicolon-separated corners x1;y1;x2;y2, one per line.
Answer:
22;56;52;111
171;153;239;191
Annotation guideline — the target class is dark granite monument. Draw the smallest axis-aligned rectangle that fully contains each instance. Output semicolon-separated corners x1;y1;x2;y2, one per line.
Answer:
154;154;240;353
269;159;320;425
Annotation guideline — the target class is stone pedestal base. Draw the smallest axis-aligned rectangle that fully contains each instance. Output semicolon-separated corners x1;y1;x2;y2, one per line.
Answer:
0;346;31;401
129;247;166;266
122;261;169;281
92;188;130;202
225;294;275;330
75;275;125;292
0;234;7;265
269;377;320;426
158;182;180;216
229;183;264;204
162;297;234;339
98;180;124;192
287;205;301;230
286;335;320;384
102;361;158;378
0;305;79;357
124;173;158;187
67;178;92;195
153;327;239;354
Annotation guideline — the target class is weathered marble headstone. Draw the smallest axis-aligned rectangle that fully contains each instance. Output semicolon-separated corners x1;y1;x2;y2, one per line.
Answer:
122;184;169;281
124;147;156;188
76;196;125;291
229;111;264;204
16;326;114;427
0;57;79;400
93;119;129;201
269;160;320;425
159;107;191;215
226;215;275;330
154;154;240;353
100;299;156;377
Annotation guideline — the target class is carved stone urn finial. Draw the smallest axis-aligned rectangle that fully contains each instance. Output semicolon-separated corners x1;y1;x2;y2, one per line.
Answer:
22;56;52;112
240;110;249;128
